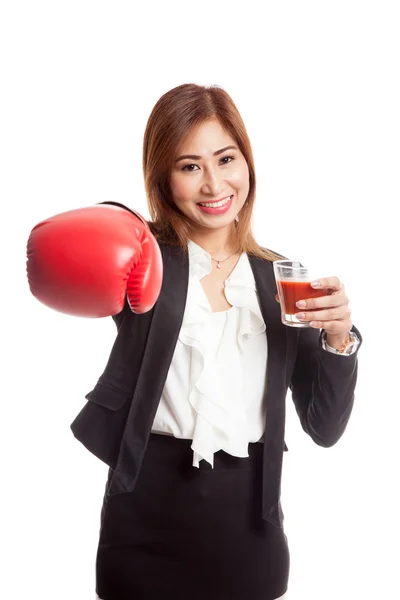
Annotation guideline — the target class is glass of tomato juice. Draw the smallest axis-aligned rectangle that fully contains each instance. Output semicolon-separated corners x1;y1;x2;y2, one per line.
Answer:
273;260;327;327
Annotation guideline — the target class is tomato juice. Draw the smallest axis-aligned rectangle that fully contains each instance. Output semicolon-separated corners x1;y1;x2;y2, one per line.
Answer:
276;280;327;314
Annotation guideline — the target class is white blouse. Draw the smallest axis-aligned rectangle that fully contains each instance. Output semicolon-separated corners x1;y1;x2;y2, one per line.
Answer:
151;240;358;468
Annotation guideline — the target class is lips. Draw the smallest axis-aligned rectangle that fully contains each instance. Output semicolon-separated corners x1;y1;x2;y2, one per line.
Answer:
197;195;232;208
196;195;233;215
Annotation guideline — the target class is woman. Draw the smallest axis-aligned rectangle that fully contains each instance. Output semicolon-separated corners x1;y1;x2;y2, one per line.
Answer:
27;83;362;600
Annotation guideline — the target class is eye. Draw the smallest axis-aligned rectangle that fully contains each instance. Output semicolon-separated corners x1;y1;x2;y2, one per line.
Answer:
220;155;234;165
181;163;199;172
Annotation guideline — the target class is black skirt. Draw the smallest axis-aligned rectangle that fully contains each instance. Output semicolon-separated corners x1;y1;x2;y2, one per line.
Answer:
96;433;290;600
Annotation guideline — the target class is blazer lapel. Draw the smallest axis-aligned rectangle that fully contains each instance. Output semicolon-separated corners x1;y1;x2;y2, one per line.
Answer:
248;255;289;515
248;254;288;380
111;243;189;493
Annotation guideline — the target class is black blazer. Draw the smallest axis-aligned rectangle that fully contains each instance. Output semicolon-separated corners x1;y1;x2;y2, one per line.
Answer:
71;242;362;528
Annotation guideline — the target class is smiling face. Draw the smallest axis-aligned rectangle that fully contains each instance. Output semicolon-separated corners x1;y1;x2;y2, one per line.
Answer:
169;118;250;234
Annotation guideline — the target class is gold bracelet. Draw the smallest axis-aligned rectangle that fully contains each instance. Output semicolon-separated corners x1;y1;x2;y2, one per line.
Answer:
336;332;357;354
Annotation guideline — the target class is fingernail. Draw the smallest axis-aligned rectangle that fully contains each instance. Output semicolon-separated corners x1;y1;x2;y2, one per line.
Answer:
311;280;321;288
296;300;307;308
296;313;306;319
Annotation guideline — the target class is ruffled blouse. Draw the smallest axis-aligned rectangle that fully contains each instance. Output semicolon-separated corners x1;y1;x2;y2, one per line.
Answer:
151;240;269;468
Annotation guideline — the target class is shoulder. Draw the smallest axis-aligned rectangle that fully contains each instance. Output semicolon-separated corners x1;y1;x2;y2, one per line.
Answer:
154;240;189;271
264;248;287;260
248;247;288;264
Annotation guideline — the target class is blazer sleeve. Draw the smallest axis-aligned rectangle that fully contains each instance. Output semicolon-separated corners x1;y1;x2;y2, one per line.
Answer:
289;324;362;447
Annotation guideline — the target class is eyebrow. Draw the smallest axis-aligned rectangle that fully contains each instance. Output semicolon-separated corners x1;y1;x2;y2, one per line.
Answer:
174;145;238;163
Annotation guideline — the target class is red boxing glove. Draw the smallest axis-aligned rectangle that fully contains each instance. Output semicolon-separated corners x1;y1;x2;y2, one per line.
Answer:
26;202;163;317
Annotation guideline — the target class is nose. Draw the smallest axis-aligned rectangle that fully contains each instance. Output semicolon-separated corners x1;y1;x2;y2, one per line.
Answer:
200;167;225;197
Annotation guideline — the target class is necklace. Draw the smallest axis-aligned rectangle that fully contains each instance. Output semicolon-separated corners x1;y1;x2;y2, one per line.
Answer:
210;252;237;269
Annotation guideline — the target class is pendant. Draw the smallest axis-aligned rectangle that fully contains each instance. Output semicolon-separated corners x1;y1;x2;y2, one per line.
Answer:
217;262;222;269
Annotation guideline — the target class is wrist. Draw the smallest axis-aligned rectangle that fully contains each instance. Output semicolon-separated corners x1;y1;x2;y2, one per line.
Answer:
325;331;350;350
324;330;358;355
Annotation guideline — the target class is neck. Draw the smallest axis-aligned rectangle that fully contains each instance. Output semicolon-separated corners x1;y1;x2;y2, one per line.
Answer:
189;224;238;257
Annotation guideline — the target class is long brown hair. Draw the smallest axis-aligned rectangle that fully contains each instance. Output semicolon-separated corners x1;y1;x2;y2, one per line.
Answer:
142;83;281;262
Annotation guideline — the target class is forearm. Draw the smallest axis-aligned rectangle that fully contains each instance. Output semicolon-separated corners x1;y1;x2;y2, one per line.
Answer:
290;325;362;447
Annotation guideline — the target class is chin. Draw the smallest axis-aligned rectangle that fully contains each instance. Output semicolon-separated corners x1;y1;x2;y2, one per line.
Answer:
199;217;236;230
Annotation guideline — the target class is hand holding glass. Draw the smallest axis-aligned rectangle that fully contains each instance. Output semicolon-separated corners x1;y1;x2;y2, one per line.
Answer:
273;260;327;327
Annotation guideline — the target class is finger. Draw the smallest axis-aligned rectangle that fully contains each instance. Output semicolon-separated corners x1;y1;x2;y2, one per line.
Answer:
275;294;280;303
295;294;349;310
296;307;351;323
308;318;352;332
311;277;342;292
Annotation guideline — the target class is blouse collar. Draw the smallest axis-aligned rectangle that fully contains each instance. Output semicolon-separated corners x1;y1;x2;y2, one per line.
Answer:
187;239;212;280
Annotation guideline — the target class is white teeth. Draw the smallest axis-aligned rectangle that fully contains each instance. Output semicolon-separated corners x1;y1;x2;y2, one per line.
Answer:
199;196;231;208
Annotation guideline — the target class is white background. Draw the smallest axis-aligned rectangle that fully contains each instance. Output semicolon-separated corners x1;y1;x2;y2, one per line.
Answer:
1;1;399;599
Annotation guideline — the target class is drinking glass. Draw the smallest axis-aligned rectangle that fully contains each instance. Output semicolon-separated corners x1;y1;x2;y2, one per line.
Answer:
273;259;326;327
